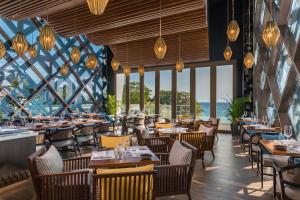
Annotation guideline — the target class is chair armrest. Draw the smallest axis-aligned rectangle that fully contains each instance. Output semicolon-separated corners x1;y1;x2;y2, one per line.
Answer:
37;171;91;199
155;153;170;165
63;156;91;171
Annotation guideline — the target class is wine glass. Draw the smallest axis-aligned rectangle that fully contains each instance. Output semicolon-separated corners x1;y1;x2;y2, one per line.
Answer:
243;111;248;118
251;112;254;119
284;125;293;140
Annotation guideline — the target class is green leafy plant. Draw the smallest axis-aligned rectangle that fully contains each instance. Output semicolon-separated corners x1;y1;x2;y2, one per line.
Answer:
107;95;117;116
225;97;250;124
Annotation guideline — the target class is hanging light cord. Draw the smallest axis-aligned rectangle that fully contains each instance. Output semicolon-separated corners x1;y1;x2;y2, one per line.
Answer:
248;0;251;49
126;43;128;64
178;34;181;59
227;0;229;46
159;0;162;37
232;0;234;20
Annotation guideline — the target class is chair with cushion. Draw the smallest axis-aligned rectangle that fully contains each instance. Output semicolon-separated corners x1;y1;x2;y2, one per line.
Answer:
254;132;290;188
99;135;131;148
93;165;157;200
45;126;80;156
133;128;172;153
154;140;198;200
199;124;216;159
209;117;220;140
174;132;206;169
273;161;300;200
194;120;212;131
27;146;92;200
74;123;97;148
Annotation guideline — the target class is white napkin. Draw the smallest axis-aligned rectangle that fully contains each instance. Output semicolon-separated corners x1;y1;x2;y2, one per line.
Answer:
91;150;115;160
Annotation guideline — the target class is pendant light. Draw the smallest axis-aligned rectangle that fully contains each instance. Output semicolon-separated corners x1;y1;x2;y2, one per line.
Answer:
138;65;144;76
176;34;184;72
123;43;131;76
70;15;81;64
85;54;98;69
60;64;69;76
39;0;56;51
28;32;37;58
154;0;167;59
244;0;254;69
71;47;81;64
138;44;144;76
12;21;28;56
86;0;109;15
227;0;240;42
262;0;280;48
111;45;120;71
0;41;6;59
224;0;232;60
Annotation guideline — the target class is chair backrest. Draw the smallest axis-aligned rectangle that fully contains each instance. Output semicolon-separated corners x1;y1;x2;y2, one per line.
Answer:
209;117;220;130
93;171;157;200
194;120;212;131
94;122;111;133
155;122;172;129
179;132;206;159
133;128;145;146
46;126;75;141
180;140;198;189
100;135;131;148
27;147;47;200
77;123;95;135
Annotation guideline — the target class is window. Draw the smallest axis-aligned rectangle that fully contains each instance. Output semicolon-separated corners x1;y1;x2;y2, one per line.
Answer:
196;67;210;120
288;81;300;140
160;70;172;119
276;43;291;94
267;93;276;125
216;65;233;123
176;69;190;116
144;71;155;114
116;74;126;115
129;73;140;115
288;0;300;42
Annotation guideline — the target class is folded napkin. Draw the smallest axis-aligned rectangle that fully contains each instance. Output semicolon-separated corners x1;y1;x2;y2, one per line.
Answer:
0;128;28;135
91;150;115;160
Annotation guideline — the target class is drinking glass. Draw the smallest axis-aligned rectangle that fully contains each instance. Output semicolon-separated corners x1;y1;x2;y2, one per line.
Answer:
243;111;248;118
250;112;254;119
284;125;293;140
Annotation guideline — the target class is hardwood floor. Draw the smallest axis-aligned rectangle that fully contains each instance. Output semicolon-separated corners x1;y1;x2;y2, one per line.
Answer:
0;134;273;200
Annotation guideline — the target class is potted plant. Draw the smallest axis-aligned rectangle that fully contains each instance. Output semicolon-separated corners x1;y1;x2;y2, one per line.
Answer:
107;94;117;117
225;97;250;136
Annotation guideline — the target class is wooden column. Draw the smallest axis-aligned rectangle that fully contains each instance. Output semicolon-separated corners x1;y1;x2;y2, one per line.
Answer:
125;75;130;115
190;67;196;115
155;71;160;115
210;64;216;118
172;68;177;120
140;74;144;112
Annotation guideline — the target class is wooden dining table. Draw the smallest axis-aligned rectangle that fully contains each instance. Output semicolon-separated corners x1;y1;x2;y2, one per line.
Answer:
259;140;300;157
25;118;106;131
242;124;280;133
89;146;160;169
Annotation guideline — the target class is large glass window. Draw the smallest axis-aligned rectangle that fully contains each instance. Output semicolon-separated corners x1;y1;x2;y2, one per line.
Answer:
116;74;126;115
276;44;291;94
196;67;210;119
176;69;190;116
160;70;172;119
216;65;233;123
267;93;277;125
288;81;300;140
144;71;155;114
129;73;140;115
288;0;300;42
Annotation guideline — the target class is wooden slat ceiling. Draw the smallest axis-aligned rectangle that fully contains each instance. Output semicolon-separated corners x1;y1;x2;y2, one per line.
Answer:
0;0;209;67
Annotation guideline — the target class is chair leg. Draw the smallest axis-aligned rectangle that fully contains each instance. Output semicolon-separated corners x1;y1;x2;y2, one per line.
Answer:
211;150;215;159
273;168;277;200
260;151;263;188
187;192;192;200
202;159;205;169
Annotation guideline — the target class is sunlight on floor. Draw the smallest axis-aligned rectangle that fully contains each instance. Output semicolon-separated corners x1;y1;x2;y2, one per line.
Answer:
237;180;273;197
204;166;219;171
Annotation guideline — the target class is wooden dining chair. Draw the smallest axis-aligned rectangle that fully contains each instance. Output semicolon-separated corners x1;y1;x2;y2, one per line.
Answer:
27;146;91;200
74;123;97;148
273;161;300;200
154;140;198;200
45;126;81;156
99;135;131;148
93;165;157;200
177;132;206;169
